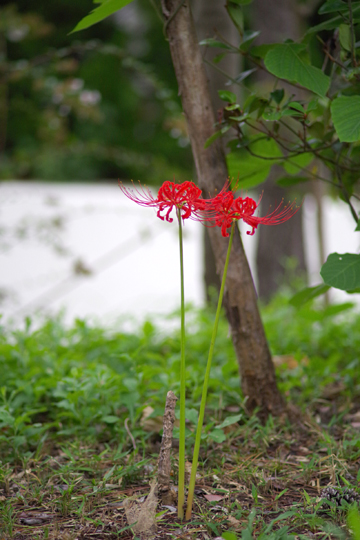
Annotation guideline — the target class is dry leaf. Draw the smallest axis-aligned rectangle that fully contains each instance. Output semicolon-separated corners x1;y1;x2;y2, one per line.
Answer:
140;406;163;433
124;479;158;539
272;355;308;369
204;493;225;502
226;515;242;530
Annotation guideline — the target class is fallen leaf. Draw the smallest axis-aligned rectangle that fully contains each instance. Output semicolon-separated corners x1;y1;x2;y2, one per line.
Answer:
227;515;242;530
273;355;309;369
204;493;225;502
161;505;176;512
20;518;44;525
140;406;163;433
124;479;158;539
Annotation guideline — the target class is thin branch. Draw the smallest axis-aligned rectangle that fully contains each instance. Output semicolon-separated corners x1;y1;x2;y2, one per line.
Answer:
335;144;359;223
203;59;252;94
125;418;137;452
348;0;357;67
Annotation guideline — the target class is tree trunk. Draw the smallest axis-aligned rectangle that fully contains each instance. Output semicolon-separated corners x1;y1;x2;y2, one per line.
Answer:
252;0;307;301
160;0;285;418
192;0;240;302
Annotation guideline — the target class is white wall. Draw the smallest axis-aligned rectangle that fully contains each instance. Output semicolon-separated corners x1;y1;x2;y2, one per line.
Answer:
0;182;359;328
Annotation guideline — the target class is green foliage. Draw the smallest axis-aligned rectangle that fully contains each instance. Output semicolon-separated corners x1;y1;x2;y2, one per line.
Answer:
1;1;192;182
1;288;360;464
321;253;360;291
0;309;240;460
262;289;360;402
203;0;360;296
348;507;360;540
1;293;360;535
264;43;330;97
72;0;134;33
331;96;360;142
227;137;282;188
289;283;331;307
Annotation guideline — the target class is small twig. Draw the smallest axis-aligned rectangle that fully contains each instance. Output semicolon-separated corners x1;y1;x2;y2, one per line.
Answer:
125;418;137;452
158;391;177;504
323;47;348;70
162;0;186;37
348;0;357;67
335;147;359;224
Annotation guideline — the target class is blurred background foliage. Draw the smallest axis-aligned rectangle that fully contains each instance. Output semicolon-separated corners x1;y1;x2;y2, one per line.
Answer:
0;0;193;182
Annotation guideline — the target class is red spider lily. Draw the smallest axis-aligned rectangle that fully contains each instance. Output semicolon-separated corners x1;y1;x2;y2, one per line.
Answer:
203;183;299;237
238;198;300;236
210;190;236;238
119;180;206;223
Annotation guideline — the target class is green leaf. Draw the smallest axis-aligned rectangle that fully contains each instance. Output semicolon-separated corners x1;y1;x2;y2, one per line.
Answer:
221;532;238;540
233;68;257;83
218;90;237;102
307;97;319;112
319;0;351;14
283;153;314;174
331;96;360;142
275;488;288;501
227;137;282;189
281;109;304;118
276;175;309;187
250;43;277;59
185;408;198;424
102;415;119;424
348;507;360;540
307;6;360;33
199;38;233;50
320;253;360;291
213;53;227;64
290;284;330;307
262;110;282;121
204;126;230;149
208;429;226;443
319;0;360;14
227;2;244;33
355;218;360;231
270;89;285;104
225;104;241;111
287;101;305;113
264;43;330;97
339;24;351;51
72;0;134;32
217;414;242;429
229;0;253;4
239;30;260;52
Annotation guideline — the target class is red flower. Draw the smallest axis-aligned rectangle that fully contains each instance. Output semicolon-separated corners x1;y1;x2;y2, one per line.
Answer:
237;198;300;236
204;183;299;237
119;180;205;223
210;191;236;238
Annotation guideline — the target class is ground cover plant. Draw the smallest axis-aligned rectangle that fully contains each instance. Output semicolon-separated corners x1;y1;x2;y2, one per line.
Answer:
1;290;360;539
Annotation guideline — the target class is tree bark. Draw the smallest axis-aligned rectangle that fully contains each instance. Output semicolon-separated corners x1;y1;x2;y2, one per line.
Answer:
192;0;240;301
252;0;307;301
160;0;285;418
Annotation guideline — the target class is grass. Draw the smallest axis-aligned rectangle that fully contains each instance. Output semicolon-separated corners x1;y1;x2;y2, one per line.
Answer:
0;289;360;539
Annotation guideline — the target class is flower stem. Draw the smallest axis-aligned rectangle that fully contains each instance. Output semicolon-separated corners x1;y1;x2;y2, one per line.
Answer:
177;208;186;520
185;222;235;521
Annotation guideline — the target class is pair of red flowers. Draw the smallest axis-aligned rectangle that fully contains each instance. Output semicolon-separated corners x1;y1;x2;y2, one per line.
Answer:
119;180;298;237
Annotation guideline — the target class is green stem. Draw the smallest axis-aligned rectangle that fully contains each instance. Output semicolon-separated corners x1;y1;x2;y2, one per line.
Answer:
177;208;186;520
185;222;235;521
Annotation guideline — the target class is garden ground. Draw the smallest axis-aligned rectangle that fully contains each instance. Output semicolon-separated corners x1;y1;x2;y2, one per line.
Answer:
1;290;360;539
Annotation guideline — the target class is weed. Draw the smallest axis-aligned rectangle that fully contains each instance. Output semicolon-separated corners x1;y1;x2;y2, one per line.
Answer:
0;293;360;537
